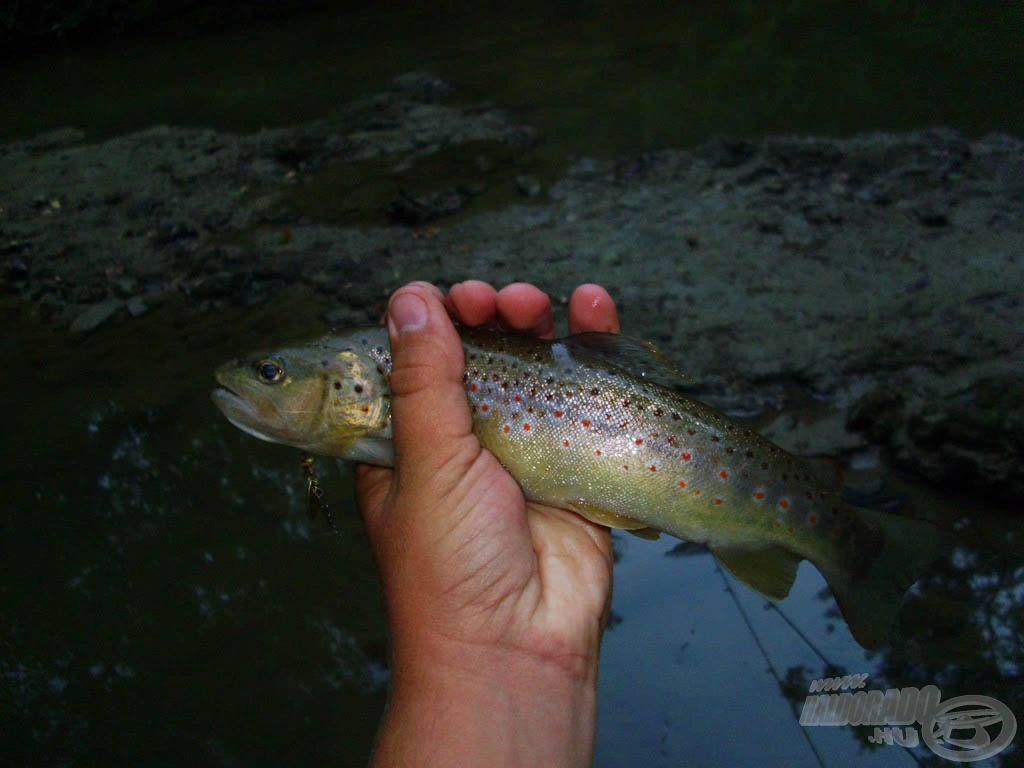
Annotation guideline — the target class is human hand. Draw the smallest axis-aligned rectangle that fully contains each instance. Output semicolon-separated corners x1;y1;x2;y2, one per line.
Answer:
356;280;620;768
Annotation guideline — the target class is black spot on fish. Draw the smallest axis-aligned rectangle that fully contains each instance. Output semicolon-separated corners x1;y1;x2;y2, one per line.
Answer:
671;412;681;420
354;384;364;394
333;381;342;390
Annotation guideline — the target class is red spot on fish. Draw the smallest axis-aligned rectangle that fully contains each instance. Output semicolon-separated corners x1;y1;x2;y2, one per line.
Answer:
595;449;602;456
469;383;478;392
687;428;697;435
649;465;657;472
714;498;723;505
680;452;692;461
503;425;511;434
623;464;630;471
554;410;564;418
773;519;783;527
808;515;818;525
753;491;766;501
635;438;644;445
693;489;702;496
678;480;687;489
779;498;790;510
787;527;794;534
718;469;729;479
563;439;570;447
481;404;490;412
523;423;531;431
582;419;592;427
514;395;522;402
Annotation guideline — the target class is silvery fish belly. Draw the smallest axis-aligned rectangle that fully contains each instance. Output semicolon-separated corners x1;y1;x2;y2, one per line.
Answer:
212;325;947;648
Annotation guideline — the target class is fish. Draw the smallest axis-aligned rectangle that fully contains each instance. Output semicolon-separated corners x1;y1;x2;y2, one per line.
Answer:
212;325;947;648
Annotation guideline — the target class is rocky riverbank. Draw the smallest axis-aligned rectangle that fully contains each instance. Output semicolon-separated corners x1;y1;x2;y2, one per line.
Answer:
2;74;1021;500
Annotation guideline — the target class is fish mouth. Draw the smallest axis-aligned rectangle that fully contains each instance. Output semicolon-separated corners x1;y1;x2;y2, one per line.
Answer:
211;386;276;442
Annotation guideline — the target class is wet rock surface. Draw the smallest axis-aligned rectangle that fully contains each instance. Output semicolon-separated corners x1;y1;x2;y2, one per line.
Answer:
2;76;1021;500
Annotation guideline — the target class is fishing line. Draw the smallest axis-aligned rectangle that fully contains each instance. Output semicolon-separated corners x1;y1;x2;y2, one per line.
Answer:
717;565;929;768
712;557;829;768
761;600;834;669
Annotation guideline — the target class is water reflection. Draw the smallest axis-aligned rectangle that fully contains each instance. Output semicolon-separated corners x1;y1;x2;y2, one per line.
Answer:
0;298;389;766
599;484;1021;767
2;296;1020;766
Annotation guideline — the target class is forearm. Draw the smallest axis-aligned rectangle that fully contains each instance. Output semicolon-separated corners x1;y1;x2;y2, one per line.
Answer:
369;642;599;768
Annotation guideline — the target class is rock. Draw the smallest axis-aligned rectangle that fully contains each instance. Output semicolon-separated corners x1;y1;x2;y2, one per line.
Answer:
125;296;149;317
389;72;456;103
22;127;86;155
69;299;122;334
905;377;1024;500
386;189;464;225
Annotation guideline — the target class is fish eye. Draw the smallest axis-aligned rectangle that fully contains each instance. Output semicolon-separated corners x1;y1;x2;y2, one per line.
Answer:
256;359;285;384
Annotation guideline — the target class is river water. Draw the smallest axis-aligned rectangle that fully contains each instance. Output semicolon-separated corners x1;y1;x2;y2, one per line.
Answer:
2;2;1022;766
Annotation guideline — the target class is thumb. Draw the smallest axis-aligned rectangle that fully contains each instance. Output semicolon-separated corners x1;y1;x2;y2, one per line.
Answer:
386;283;479;494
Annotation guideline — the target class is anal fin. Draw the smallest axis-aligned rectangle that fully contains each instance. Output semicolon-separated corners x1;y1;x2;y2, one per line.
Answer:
710;545;801;601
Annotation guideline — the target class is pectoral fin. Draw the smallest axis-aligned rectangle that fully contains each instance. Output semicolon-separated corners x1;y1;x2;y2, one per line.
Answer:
710;545;801;601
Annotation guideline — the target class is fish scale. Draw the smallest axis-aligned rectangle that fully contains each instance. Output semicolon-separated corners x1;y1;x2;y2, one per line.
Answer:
212;324;947;648
456;328;847;553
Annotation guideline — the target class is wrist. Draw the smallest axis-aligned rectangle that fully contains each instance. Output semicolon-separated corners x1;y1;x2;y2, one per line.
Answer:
370;636;599;768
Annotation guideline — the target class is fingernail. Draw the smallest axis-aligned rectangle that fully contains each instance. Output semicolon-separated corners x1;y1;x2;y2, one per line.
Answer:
389;292;428;333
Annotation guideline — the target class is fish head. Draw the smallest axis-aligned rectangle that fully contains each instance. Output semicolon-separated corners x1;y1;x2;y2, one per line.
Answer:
212;338;391;460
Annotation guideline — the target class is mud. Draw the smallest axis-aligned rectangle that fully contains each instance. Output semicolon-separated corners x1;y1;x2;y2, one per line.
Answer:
2;74;1021;500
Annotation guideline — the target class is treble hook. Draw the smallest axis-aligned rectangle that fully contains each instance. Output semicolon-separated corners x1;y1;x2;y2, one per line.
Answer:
301;456;337;534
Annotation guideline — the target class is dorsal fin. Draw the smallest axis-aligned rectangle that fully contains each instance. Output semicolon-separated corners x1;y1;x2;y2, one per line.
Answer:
558;333;692;389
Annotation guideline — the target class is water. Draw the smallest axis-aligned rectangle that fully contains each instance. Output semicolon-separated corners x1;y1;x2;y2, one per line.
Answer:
4;293;1020;766
2;2;1023;765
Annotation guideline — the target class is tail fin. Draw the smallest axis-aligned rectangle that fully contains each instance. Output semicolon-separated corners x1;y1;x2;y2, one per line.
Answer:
821;506;950;649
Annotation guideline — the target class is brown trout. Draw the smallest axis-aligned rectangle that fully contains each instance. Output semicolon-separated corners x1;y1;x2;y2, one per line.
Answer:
212;326;946;648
